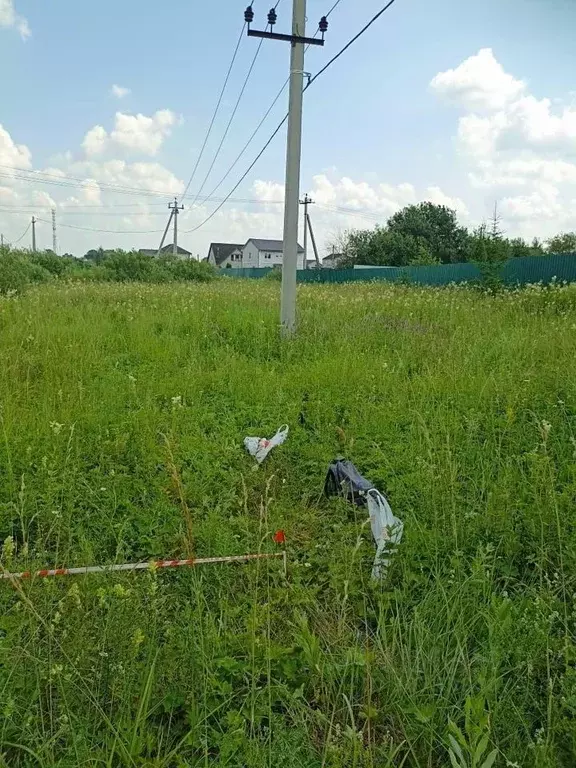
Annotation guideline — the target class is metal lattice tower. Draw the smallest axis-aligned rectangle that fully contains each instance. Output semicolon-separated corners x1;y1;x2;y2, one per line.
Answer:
52;209;58;254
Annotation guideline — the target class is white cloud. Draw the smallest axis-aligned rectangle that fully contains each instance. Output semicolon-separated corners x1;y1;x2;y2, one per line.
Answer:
424;186;469;216
80;180;102;205
111;84;131;99
0;123;32;170
431;49;576;238
82;125;108;157
67;158;183;196
110;110;177;155
430;48;525;111
0;0;30;39
82;110;178;158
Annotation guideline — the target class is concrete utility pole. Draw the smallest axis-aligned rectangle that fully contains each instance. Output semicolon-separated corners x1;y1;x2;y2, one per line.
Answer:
280;0;306;332
157;209;174;257
306;209;321;267
52;209;58;254
300;193;314;269
169;198;184;256
31;216;36;252
245;4;328;335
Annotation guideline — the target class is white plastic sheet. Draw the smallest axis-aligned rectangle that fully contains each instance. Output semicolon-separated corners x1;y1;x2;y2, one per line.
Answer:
244;425;289;465
366;488;403;580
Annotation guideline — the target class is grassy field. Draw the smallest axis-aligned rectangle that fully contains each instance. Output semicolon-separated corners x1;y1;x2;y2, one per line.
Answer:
0;279;575;767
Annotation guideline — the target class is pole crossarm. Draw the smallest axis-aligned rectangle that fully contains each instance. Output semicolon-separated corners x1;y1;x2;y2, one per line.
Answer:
247;29;324;45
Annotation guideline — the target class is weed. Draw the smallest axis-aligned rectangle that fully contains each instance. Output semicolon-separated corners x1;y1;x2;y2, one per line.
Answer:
0;280;574;765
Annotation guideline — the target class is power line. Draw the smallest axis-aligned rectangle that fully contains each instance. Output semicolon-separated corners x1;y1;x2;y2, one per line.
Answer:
36;218;164;235
181;25;246;201
325;0;344;16
203;0;342;202
12;221;31;245
317;203;382;220
188;35;267;210
0;170;180;201
187;0;284;208
184;0;399;234
0;197;285;219
203;79;289;201
183;116;289;233
307;0;397;89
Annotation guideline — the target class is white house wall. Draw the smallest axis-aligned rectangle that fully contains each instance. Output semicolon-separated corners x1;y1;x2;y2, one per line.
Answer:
241;241;304;269
241;241;260;267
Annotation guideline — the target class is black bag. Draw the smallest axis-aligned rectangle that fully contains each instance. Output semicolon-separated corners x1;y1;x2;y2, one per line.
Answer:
324;459;375;506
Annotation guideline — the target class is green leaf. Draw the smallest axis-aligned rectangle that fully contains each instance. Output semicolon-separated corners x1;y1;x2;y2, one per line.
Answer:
480;749;498;768
449;748;465;768
473;733;490;765
448;734;465;766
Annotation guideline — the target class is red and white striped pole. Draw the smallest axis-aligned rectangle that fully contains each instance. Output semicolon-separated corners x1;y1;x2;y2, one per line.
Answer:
0;552;286;582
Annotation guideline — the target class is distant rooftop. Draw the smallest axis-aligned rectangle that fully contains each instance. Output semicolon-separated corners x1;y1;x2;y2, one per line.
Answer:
208;242;243;265
248;238;304;253
140;244;192;257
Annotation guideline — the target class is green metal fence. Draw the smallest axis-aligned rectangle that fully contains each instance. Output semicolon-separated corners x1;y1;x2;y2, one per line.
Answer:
224;254;576;286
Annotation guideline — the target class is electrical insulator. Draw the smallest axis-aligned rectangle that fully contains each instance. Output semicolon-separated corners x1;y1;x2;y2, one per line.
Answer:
268;8;277;27
319;16;328;39
244;5;254;25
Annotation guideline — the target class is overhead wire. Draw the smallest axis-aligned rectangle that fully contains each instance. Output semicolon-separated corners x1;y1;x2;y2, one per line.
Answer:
187;36;266;210
184;0;398;233
201;0;341;203
187;0;284;210
36;218;165;235
0;196;285;216
3;0;390;240
0;170;180;201
11;221;31;245
307;0;397;88
180;25;246;201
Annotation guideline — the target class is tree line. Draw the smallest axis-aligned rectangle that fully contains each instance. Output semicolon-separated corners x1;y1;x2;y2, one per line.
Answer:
329;202;576;268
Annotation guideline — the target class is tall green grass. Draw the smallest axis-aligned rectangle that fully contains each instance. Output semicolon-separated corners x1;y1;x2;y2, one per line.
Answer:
0;280;575;766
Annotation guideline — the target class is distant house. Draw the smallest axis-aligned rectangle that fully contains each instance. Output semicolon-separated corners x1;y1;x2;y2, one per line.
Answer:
207;243;243;268
241;239;305;269
322;253;343;269
140;244;192;261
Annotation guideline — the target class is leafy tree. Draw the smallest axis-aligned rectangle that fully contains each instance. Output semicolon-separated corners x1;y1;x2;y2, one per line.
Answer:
508;237;545;258
30;251;76;276
409;242;440;266
470;224;509;263
83;247;106;264
386;202;470;263
546;231;576;254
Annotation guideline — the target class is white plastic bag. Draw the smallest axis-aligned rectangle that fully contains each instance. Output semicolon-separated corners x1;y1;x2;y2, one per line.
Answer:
244;425;289;465
366;489;403;580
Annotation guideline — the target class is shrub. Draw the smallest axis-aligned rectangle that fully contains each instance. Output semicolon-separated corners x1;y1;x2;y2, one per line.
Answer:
101;250;168;283
0;251;52;294
162;257;216;282
30;250;76;277
264;267;282;281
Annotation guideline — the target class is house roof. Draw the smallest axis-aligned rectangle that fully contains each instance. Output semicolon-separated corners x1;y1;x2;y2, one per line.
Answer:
247;238;304;253
208;242;243;265
323;253;342;262
140;244;192;257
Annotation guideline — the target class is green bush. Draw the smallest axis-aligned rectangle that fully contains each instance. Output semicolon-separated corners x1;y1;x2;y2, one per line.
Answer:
162;256;216;282
0;248;217;292
101;250;170;283
30;250;76;277
0;250;52;294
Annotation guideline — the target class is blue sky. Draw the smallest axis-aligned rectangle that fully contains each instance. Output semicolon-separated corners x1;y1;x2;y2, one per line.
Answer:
1;0;575;256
